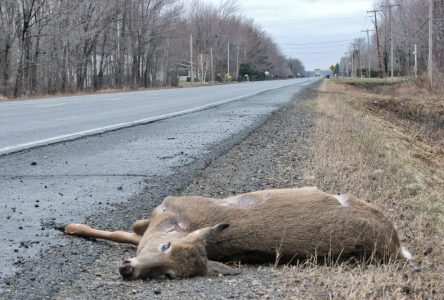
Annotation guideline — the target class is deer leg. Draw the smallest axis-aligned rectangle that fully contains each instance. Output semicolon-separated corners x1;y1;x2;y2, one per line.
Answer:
65;224;141;245
132;218;150;236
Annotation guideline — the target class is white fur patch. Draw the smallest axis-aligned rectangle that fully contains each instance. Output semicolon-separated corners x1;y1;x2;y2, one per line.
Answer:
220;198;238;206
154;204;166;214
333;194;349;207
220;195;262;208
165;223;185;234
401;247;414;260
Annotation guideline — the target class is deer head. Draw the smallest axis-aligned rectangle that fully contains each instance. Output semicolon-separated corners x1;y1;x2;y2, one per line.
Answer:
118;223;241;279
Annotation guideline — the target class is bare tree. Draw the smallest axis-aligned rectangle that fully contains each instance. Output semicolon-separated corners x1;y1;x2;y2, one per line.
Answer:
0;0;299;98
0;0;18;97
345;0;443;88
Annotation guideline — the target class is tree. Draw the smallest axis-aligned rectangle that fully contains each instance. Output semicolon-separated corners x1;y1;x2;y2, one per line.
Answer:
347;0;443;85
0;0;18;97
287;58;305;78
334;63;340;75
0;0;301;98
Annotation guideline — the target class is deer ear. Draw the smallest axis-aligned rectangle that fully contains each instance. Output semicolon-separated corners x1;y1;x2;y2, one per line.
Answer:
212;223;230;233
207;261;242;276
194;223;230;243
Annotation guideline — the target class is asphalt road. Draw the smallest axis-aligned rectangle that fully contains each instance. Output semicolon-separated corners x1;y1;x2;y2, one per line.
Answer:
0;79;316;286
0;79;312;155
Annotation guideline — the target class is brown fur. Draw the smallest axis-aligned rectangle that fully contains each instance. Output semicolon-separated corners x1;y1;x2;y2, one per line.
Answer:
65;187;407;279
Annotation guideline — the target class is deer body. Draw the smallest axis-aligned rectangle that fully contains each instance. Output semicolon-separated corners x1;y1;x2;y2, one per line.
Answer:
65;187;410;279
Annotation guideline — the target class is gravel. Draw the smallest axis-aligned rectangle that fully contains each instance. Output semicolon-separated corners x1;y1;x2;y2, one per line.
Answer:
0;84;319;299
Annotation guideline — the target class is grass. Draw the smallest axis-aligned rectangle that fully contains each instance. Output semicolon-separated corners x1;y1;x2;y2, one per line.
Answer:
345;78;444;155
340;77;405;86
280;261;435;299
282;79;444;299
0;84;179;102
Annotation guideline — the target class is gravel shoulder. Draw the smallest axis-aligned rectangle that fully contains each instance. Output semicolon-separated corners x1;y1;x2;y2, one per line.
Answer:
0;84;319;299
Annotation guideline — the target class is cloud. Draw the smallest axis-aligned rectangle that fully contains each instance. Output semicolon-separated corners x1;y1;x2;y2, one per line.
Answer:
237;0;374;70
240;0;373;21
203;0;374;70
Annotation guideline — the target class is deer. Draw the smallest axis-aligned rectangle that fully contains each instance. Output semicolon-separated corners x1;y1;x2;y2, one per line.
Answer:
64;187;413;280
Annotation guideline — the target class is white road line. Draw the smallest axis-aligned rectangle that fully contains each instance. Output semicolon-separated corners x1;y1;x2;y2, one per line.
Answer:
0;80;313;156
37;103;67;108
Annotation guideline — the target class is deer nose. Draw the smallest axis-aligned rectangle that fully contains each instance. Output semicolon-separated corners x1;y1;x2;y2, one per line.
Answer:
119;259;133;279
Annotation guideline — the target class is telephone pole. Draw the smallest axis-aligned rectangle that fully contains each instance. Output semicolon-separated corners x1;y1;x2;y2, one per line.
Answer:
227;42;230;79
190;34;193;84
413;44;417;79
236;45;239;79
351;43;355;77
362;29;374;78
381;3;400;79
210;47;214;83
368;9;383;78
428;0;433;86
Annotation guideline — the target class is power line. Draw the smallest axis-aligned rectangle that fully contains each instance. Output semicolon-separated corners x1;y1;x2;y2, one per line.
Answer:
295;59;337;61
283;44;353;49
280;39;355;46
413;18;430;36
284;50;352;54
265;16;368;24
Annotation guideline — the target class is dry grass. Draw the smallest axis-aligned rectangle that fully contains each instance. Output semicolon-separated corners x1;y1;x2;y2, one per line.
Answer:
342;78;444;155
280;261;436;299
281;80;444;299
0;85;175;102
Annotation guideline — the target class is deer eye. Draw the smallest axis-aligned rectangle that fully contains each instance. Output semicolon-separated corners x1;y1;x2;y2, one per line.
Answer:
161;242;171;252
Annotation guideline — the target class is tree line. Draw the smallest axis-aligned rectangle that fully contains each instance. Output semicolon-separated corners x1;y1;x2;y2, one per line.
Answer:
339;0;443;88
0;0;305;99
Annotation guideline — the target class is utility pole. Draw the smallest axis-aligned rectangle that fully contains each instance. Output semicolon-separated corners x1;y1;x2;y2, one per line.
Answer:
368;9;383;78
236;45;239;79
190;34;193;84
362;29;374;78
381;3;400;79
351;43;355;77
414;44;418;79
428;0;433;86
210;47;214;83
227;42;230;79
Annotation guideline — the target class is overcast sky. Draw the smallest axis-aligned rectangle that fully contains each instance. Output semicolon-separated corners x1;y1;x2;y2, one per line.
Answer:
210;0;375;71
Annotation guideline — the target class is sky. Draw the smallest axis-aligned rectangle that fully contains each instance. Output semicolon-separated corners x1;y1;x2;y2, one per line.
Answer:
209;0;376;71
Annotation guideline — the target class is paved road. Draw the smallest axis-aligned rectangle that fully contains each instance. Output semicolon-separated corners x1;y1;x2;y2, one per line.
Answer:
0;79;316;285
0;79;312;155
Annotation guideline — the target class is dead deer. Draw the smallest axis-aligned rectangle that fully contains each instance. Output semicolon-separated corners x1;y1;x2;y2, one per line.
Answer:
64;187;412;280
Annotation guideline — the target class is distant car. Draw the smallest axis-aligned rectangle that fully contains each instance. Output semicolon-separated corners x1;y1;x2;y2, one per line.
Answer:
314;69;321;77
